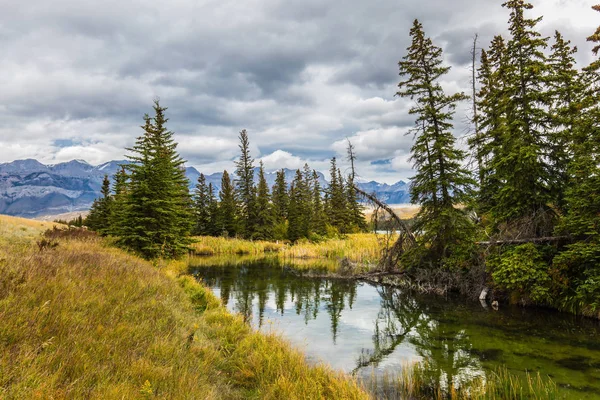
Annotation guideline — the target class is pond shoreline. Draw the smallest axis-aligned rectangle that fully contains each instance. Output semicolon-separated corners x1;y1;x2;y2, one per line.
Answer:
192;255;600;399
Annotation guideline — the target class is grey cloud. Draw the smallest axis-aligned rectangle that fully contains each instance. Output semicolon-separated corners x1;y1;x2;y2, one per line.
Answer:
0;0;597;183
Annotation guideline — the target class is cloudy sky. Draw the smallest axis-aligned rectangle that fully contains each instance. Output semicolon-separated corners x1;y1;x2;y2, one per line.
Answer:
0;0;597;183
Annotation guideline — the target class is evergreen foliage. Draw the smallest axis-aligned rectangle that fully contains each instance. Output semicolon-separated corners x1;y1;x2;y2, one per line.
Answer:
234;129;256;238
325;158;348;234
345;142;367;233
397;19;475;266
271;169;290;240
547;31;583;211
254;162;274;240
489;1;551;227
118;100;193;259
311;170;327;236
193;174;212;236
272;169;289;222
218;170;238;237
108;167;128;238
85;175;113;235
287;169;310;242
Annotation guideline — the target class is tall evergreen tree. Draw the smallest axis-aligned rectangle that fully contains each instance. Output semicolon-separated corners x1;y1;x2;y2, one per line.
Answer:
547;31;583;212
206;183;220;236
397;19;474;265
287;169;309;241
254;161;274;240
119;100;193;259
311;170;327;236
85;174;113;235
491;0;551;229
473;36;509;213
234;129;256;238
302;163;314;235
272;169;289;223
218;170;238;237
346;141;367;232
326;157;348;234
108;166;128;237
193;173;212;235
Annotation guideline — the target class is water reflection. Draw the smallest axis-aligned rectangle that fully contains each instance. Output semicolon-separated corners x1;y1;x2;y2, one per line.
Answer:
191;256;600;399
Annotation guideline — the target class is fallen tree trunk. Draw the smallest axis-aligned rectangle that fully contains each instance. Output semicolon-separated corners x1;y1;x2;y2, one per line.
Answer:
476;236;569;246
354;185;416;246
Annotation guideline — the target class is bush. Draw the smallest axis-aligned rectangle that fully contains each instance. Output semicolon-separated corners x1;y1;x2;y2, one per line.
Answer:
490;243;552;304
553;242;600;314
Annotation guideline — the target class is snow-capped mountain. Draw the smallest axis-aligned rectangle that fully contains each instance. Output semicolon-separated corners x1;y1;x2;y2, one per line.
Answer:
0;159;410;217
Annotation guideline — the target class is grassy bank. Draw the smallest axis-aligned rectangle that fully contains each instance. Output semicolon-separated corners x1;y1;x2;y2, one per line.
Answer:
0;215;367;399
190;233;388;272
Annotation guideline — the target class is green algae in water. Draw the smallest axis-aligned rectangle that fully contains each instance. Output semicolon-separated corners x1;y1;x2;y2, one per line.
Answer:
190;256;600;399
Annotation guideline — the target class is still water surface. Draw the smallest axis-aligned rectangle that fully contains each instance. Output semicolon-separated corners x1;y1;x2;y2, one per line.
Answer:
191;256;600;399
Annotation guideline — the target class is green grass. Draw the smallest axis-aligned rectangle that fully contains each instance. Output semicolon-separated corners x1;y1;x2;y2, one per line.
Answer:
365;362;560;400
0;215;368;399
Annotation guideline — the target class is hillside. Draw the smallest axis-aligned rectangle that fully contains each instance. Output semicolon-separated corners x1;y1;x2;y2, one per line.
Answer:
0;215;367;399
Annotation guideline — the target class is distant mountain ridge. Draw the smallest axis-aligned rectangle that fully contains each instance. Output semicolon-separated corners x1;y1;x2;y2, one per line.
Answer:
0;159;411;217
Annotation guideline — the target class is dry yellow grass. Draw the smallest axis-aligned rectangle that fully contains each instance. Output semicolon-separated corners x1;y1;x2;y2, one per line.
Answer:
0;214;61;241
191;233;390;272
363;204;420;220
0;216;369;399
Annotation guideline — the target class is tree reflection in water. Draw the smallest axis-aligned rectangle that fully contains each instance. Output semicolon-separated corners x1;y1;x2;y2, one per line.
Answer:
191;256;600;399
193;257;482;387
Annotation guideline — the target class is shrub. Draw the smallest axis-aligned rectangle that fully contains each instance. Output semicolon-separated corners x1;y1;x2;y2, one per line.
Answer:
490;243;552;304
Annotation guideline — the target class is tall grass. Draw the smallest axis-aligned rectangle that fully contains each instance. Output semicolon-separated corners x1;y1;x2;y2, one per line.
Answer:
363;362;560;400
191;233;388;272
191;235;285;256
0;216;368;399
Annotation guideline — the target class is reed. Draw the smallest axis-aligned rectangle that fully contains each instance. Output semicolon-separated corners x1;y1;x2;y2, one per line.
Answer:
363;362;560;400
191;233;389;272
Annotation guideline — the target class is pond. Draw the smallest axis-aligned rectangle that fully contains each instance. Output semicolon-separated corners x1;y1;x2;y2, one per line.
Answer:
190;256;600;399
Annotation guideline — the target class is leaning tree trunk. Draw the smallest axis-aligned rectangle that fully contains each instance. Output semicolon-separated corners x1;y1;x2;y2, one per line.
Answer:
354;185;417;271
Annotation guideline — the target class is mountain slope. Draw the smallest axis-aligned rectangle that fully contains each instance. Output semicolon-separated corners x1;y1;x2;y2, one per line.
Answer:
0;159;410;217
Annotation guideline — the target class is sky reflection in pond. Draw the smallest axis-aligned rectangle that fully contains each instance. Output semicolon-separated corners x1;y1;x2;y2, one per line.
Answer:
191;256;600;399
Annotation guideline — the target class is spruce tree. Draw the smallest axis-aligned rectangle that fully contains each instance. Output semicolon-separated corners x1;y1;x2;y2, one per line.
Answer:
254;161;274;240
271;169;289;240
397;19;474;265
311;170;327;236
234;129;256;238
85;174;113;234
193;173;211;236
218;170;238;237
119;100;193;259
287;170;308;242
326;157;348;234
547;31;583;212
491;0;551;229
272;169;289;222
553;60;600;307
207;183;220;236
108;166;128;237
473;36;509;213
302;163;314;235
346;141;367;232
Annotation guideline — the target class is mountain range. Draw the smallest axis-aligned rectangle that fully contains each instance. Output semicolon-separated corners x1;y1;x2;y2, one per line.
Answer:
0;159;411;217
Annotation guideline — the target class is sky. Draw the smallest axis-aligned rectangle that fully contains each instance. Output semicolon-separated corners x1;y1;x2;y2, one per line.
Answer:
0;0;598;183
